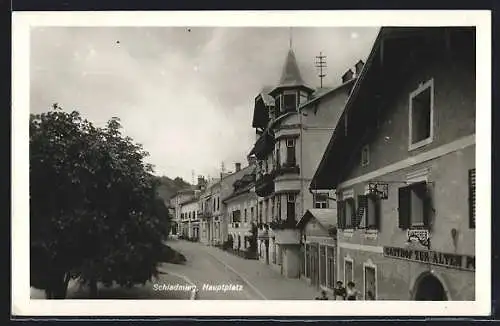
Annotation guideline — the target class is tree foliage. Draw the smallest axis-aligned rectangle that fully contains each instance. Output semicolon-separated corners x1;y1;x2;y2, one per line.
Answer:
30;105;170;298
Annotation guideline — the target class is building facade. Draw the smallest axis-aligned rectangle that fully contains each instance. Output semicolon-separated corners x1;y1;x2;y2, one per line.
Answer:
310;27;476;300
250;47;359;278
223;167;258;254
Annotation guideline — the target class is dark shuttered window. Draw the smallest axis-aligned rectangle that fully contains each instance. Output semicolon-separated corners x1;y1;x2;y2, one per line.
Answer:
398;181;431;229
356;195;368;228
337;200;346;229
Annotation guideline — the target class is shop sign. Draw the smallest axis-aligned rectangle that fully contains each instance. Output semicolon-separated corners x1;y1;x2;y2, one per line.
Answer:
383;246;475;271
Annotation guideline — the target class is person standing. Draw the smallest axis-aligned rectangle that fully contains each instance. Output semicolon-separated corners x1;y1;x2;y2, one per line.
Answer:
333;281;347;300
315;290;329;300
346;281;360;300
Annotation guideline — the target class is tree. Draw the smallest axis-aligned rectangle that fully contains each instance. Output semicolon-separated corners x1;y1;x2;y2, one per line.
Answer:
30;105;170;298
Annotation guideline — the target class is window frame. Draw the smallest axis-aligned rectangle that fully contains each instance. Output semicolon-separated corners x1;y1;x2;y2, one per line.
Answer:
283;90;298;112
398;171;431;230
314;192;329;209
408;78;435;151
363;260;378;300
344;256;354;284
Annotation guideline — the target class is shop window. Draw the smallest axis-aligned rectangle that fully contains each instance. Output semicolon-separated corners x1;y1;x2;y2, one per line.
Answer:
314;193;329;209
409;79;434;150
327;246;336;289
469;168;476;229
344;258;354;284
364;265;377;300
320;245;327;287
398;181;432;229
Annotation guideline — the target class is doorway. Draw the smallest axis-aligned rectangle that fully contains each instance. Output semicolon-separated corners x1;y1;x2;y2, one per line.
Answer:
414;273;448;301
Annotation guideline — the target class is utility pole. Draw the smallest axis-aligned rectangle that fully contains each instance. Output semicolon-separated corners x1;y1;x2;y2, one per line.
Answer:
191;169;195;185
315;51;327;88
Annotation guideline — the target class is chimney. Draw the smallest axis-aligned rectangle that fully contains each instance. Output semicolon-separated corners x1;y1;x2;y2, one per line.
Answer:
342;68;354;84
235;162;241;172
354;60;365;77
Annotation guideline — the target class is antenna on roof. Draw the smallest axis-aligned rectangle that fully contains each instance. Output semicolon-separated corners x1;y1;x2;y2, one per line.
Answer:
315;51;327;88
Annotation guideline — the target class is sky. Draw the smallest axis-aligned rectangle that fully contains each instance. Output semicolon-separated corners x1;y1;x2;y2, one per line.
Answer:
30;26;379;183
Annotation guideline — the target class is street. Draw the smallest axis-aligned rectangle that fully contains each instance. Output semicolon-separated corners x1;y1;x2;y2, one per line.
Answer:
165;239;321;300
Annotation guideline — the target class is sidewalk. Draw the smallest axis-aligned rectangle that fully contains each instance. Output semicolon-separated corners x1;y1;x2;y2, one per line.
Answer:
201;245;321;300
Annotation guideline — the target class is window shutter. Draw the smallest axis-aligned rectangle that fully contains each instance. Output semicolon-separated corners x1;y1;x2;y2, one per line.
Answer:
348;198;356;228
412;181;431;228
469;169;476;228
337;200;345;229
374;195;382;230
398;186;411;229
357;195;368;228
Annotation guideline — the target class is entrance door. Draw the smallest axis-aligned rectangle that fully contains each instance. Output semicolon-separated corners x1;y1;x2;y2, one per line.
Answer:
414;273;448;301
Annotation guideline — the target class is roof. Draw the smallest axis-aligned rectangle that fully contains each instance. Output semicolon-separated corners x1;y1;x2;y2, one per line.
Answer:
297;209;337;229
298;78;356;111
310;27;474;189
270;49;313;94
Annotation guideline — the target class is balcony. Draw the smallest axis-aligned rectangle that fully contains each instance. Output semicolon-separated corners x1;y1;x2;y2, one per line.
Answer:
274;162;300;177
255;173;274;197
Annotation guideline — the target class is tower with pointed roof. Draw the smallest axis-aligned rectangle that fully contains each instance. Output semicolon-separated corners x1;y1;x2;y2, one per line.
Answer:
269;46;315;115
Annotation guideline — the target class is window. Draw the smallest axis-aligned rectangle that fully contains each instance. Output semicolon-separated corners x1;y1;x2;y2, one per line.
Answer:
344;259;354;284
357;194;381;229
283;93;297;112
319;246;327;287
259;202;263;223
327;246;336;289
409;79;434;149
274;95;282;112
213;198;216;211
217;197;220;211
244;208;247;223
232;210;241;224
286;139;296;166
338;197;356;229
287;194;296;221
271;198;275;220
300;92;308;105
251;207;255;222
469;168;476;228
398;181;431;229
361;145;370;166
364;265;377;300
277;196;282;219
314;193;329;209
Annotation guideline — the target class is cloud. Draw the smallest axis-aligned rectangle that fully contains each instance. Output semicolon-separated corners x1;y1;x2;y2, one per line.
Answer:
30;26;379;182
